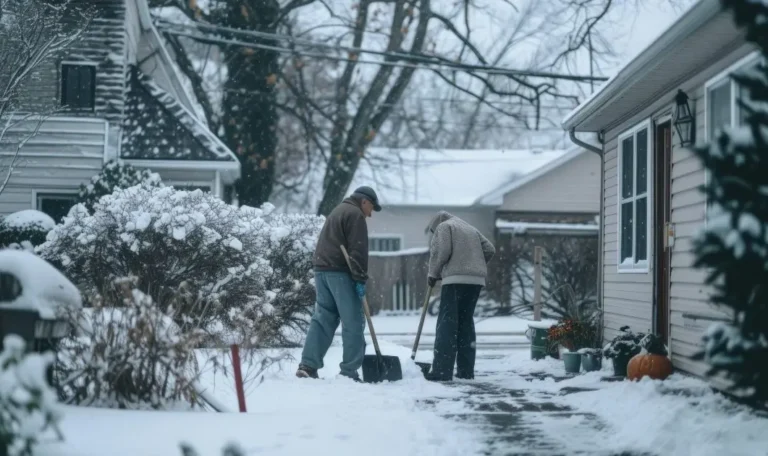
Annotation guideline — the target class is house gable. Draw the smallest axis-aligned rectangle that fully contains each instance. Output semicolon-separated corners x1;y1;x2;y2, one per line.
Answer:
498;149;600;214
121;66;236;162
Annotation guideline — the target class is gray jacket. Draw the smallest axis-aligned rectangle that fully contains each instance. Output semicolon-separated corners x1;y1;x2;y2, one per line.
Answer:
427;211;496;286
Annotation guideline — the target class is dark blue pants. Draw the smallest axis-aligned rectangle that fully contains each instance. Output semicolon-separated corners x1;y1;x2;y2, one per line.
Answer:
431;284;482;380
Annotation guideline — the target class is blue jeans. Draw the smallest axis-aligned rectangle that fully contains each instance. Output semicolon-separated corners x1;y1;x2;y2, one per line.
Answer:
301;271;366;378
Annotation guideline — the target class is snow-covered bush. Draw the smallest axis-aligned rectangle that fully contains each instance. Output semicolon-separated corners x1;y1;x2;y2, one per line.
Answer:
690;0;768;406
0;335;62;456
39;184;323;347
603;326;644;360
77;160;162;212
0;210;55;251
56;278;204;409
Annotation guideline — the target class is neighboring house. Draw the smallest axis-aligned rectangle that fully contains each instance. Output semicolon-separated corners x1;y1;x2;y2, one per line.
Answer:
477;148;601;307
562;0;754;378
348;147;600;313
0;0;240;222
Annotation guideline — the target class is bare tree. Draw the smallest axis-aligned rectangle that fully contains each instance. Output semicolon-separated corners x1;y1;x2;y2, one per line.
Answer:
152;0;683;214
0;0;91;194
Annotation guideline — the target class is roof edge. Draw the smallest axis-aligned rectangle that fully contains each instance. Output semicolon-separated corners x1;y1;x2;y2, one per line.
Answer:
475;147;583;206
562;0;721;131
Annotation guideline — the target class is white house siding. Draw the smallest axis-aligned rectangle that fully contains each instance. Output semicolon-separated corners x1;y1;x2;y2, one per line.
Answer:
366;206;496;250
0;118;107;216
600;42;756;376
500;151;601;213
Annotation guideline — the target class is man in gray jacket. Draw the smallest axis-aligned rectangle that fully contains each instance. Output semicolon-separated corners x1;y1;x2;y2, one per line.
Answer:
296;186;381;381
425;211;495;381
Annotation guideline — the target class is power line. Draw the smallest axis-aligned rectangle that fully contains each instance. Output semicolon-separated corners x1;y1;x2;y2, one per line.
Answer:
155;18;610;83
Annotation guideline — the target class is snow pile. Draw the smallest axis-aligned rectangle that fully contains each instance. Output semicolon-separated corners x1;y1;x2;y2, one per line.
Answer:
0;335;62;456
39;183;323;348
0;250;81;319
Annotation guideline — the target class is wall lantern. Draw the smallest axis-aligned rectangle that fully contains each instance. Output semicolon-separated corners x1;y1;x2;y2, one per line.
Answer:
673;89;695;147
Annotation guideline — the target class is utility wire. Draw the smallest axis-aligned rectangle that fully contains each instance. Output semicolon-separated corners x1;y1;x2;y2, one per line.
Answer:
155;18;609;83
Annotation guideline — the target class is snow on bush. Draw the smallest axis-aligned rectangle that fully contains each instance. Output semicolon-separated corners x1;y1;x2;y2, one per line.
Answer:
0;210;55;251
0;335;62;456
56;278;205;410
39;184;323;348
77;160;163;212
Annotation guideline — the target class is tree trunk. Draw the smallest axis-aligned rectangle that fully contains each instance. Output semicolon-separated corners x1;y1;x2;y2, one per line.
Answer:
223;1;279;208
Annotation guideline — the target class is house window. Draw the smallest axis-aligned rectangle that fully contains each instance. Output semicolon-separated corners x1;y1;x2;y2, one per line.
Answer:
369;236;401;252
617;121;651;272
171;184;211;193
704;53;763;219
37;193;77;224
61;64;96;110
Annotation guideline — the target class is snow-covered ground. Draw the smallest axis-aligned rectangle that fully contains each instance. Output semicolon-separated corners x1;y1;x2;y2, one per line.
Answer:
33;320;768;456
36;341;483;456
469;352;768;456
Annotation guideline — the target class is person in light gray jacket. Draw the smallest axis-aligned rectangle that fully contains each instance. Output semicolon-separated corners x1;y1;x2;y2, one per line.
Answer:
424;211;495;381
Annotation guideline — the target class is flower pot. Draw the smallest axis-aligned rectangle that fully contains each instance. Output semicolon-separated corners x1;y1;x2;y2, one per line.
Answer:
527;324;550;361
562;352;582;374
581;353;602;372
611;354;632;377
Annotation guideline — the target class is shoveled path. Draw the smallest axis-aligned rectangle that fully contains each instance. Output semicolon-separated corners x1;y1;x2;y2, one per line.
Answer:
417;352;656;456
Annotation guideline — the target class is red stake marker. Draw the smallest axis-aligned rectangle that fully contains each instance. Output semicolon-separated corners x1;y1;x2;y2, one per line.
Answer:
230;344;247;413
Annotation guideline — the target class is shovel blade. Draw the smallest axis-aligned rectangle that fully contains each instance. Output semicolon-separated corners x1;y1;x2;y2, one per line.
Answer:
362;354;403;383
415;362;431;377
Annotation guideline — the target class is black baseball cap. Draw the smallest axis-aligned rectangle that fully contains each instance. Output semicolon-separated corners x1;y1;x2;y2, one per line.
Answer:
353;186;382;212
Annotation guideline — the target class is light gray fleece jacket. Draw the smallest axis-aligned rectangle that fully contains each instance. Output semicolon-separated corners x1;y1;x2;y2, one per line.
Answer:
427;211;496;286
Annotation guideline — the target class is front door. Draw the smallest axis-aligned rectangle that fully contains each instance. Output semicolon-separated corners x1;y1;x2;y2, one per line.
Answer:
654;121;672;344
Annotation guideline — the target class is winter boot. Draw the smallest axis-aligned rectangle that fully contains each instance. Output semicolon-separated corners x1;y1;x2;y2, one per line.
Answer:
296;364;319;379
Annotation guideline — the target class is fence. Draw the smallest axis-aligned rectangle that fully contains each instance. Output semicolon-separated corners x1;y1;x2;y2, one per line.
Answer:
366;248;431;314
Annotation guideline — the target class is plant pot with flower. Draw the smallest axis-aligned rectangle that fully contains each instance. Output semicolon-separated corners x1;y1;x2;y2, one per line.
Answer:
602;326;644;377
547;319;598;374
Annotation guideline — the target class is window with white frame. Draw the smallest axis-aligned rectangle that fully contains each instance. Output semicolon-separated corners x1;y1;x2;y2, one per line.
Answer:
705;53;763;217
369;236;401;252
617;121;651;271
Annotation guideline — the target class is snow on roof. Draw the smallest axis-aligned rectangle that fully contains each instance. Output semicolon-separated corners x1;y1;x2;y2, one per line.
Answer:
349;148;568;207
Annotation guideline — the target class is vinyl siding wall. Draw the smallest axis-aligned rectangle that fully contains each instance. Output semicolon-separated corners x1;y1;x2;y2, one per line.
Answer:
0;117;107;216
600;42;756;377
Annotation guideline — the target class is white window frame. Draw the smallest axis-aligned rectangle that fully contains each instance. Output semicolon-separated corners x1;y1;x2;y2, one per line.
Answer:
617;118;652;273
704;51;763;225
369;234;403;252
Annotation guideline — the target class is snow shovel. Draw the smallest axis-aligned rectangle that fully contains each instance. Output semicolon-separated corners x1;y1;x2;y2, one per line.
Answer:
411;285;434;377
340;245;403;383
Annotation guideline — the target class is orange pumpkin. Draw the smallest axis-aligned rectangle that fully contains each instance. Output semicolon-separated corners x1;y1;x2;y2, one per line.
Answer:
627;353;674;381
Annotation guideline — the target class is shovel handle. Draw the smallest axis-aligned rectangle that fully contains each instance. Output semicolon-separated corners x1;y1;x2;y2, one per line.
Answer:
340;245;382;357
411;285;433;360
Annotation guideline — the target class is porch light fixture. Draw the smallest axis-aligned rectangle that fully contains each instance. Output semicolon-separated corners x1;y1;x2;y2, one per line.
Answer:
673;89;695;147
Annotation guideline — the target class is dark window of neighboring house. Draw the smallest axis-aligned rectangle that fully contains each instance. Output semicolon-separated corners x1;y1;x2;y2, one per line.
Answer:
61;64;96;110
37;193;77;224
172;185;211;193
369;237;401;252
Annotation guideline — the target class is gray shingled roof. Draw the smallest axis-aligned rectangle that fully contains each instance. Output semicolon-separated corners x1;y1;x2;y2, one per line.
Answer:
121;65;236;162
